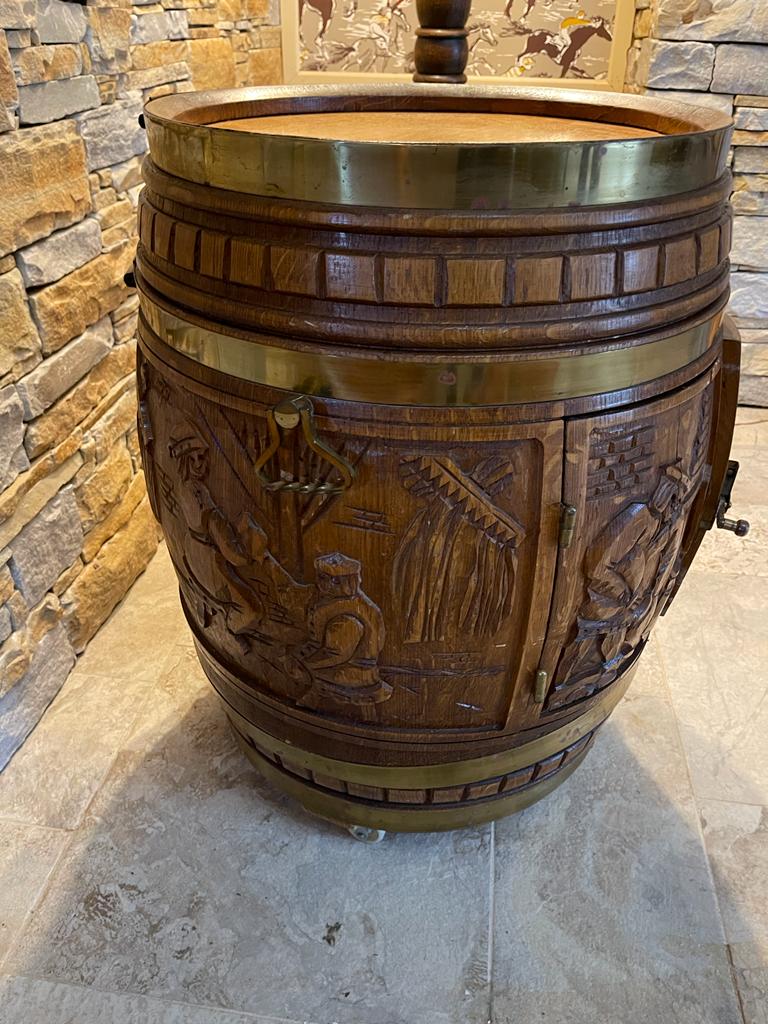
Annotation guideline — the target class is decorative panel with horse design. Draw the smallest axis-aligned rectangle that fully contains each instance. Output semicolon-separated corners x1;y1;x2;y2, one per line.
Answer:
284;0;634;88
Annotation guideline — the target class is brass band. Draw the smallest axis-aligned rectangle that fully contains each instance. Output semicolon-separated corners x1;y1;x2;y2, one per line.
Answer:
143;85;732;211
237;736;590;831
222;658;636;790
139;290;722;407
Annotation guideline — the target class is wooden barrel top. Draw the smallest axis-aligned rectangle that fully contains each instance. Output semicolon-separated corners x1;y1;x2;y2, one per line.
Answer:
143;84;732;210
212;111;661;144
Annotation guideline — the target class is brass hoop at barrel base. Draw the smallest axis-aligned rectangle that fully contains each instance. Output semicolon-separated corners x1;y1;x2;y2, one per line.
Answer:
143;85;732;211
138;292;723;407
217;656;637;790
235;733;591;832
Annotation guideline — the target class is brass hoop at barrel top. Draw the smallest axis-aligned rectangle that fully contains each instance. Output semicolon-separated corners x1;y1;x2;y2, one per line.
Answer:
138;287;724;407
142;84;732;211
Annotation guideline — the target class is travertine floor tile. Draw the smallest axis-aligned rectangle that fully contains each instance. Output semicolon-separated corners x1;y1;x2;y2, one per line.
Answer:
0;977;306;1024
4;648;493;1024
0;669;150;830
0;823;68;964
491;693;741;1024
692;502;767;576
74;543;188;681
700;800;768;1024
732;406;768;449
656;571;768;805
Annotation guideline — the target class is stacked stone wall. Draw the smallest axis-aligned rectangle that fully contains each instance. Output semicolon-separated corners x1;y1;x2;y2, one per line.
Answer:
0;0;283;768
626;0;768;405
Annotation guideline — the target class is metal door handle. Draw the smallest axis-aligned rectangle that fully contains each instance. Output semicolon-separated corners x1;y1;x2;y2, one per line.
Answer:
254;396;355;495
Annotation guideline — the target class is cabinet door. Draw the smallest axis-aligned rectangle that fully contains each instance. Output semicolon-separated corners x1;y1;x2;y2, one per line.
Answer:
535;363;719;719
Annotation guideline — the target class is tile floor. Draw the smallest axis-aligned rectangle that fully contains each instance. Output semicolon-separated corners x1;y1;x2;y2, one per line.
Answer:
0;408;766;1024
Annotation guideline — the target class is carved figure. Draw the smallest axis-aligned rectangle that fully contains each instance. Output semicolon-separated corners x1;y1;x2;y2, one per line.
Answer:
393;455;525;642
295;552;391;706
550;463;694;708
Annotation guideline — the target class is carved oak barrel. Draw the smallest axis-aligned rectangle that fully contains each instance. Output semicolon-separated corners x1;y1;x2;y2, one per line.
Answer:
135;85;743;834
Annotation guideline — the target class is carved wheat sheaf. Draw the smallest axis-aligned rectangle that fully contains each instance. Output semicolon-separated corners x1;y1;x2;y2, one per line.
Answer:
394;455;525;642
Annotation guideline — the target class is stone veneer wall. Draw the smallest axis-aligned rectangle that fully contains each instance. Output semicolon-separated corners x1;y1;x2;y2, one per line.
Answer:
0;0;282;769
625;0;768;405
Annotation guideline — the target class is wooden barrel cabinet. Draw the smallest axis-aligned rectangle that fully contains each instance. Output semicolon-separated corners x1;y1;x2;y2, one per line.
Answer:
135;85;745;835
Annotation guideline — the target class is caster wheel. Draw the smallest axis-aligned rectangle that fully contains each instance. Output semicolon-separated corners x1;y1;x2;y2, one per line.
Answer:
348;825;387;844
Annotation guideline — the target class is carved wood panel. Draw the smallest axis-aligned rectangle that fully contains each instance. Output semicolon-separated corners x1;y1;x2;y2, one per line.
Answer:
536;365;719;716
137;345;563;736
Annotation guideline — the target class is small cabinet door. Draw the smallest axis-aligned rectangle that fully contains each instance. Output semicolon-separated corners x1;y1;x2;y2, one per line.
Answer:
535;362;719;720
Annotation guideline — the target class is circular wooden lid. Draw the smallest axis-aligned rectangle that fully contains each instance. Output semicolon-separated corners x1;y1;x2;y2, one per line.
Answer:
212;111;661;144
143;84;732;210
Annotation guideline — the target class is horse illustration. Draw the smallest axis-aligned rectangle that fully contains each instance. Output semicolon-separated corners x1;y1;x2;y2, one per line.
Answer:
465;18;500;76
299;0;335;41
516;17;612;77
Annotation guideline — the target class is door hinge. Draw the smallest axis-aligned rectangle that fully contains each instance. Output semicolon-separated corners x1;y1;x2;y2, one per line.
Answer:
534;668;549;704
558;503;577;549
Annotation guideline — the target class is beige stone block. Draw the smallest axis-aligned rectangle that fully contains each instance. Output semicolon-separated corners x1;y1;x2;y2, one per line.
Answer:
96;198;134;232
0;121;91;258
0;29;16;106
0;269;41;381
101;221;135;250
259;25;281;48
245;0;270;18
86;7;131;73
62;496;158;651
0;631;29;699
638;88;733;115
733;129;768;146
656;0;768;43
735;106;768;129
0;0;34;30
18;75;101;126
0;451;82;551
732;174;768;214
734;147;768;173
81;469;145;561
247;45;281;85
129;39;188;69
28;239;134;355
26;593;62;643
635;38;715;90
11;44;83;86
75;442;132;530
86;387;136;462
218;0;244;20
187;36;235;89
633;7;652;38
122;61;188;91
713;44;768;95
736;94;768;107
15;318;113;420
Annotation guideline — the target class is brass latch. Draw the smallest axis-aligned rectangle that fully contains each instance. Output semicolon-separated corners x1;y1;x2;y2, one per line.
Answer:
559;504;577;549
254;396;355;495
716;460;750;537
534;669;549;704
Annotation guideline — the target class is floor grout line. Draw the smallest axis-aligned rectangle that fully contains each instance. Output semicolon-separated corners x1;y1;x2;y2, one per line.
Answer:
486;819;495;1023
692;794;768;810
0;973;314;1024
655;632;747;1019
